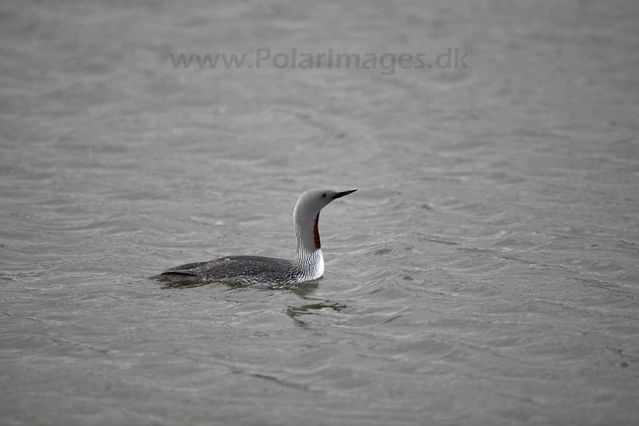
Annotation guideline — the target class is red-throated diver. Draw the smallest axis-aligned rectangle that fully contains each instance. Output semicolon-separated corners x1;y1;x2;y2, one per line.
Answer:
154;189;357;285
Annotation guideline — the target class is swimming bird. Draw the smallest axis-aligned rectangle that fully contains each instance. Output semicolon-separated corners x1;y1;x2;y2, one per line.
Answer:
154;188;357;285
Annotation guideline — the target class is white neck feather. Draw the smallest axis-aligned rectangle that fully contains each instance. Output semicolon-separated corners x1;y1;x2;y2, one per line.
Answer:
294;204;324;280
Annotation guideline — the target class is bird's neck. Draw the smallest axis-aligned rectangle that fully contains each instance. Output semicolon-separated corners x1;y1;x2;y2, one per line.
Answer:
294;209;324;278
295;210;321;255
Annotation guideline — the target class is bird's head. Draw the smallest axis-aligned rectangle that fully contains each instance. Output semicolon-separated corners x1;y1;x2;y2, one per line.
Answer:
294;188;358;219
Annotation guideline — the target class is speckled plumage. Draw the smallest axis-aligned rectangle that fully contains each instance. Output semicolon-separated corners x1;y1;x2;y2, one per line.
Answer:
157;255;319;285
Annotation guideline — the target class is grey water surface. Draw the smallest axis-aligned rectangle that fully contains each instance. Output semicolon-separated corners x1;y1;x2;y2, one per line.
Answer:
1;0;639;425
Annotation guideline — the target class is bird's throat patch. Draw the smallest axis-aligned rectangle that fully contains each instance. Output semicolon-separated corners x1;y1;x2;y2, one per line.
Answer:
313;213;321;249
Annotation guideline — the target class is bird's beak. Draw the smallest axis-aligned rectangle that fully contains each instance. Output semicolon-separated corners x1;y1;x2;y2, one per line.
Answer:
332;189;358;199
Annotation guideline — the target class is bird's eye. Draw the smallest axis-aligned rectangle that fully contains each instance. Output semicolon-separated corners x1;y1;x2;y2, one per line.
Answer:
322;193;327;198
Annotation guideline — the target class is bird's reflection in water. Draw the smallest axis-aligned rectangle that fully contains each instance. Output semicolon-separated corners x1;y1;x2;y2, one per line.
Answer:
159;279;346;327
160;279;209;290
285;281;347;327
285;300;346;327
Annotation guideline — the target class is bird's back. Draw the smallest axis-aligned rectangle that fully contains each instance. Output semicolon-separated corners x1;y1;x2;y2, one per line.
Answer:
156;255;301;285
